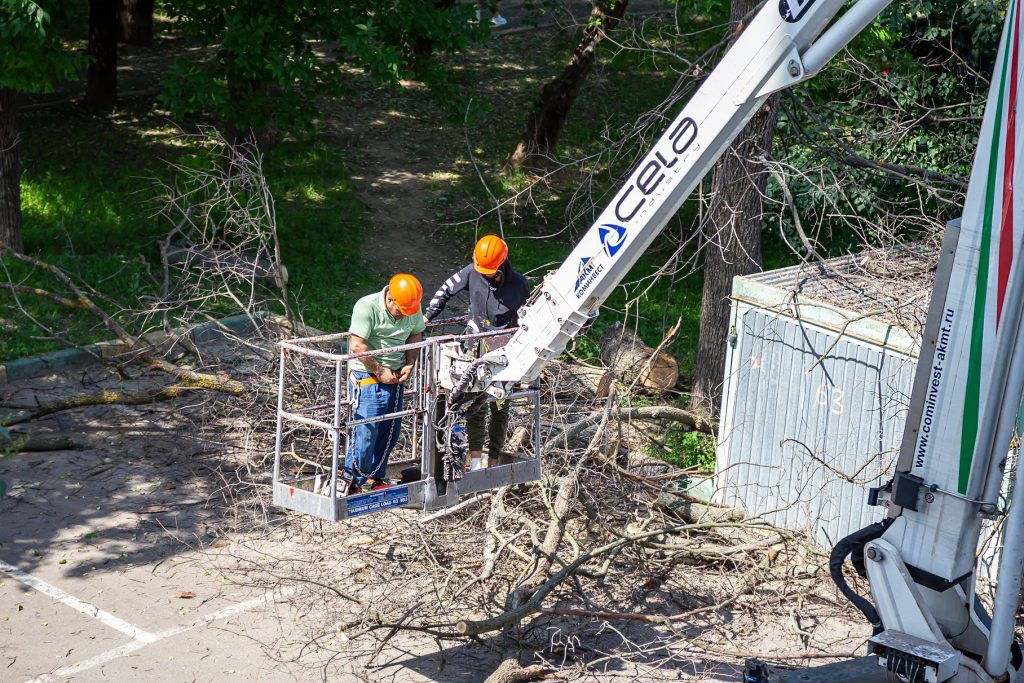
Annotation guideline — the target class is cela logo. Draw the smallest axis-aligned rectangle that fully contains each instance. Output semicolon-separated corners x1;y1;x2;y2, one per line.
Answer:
779;0;816;22
598;223;627;258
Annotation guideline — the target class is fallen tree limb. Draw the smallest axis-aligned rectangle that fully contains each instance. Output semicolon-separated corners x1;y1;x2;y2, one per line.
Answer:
655;488;744;523
1;246;137;347
541;360;608;397
481;488;509;581
735;560;822;596
538;607;675;625
1;246;245;399
484;657;553;683
517;389;618;603
2;385;202;426
145;359;245;394
544;405;714;452
0;283;81;309
3;433;76;451
418;493;491;524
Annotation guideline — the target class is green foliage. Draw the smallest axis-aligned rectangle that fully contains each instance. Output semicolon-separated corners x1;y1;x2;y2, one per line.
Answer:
0;0;82;93
774;0;1009;253
160;0;483;133
0;426;25;457
880;0;1007;73
647;427;717;471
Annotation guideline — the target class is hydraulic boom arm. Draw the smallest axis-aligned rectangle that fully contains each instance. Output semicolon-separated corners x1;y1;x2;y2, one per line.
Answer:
468;0;896;397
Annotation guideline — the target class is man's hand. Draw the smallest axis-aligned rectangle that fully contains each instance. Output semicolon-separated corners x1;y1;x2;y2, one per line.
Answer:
376;366;398;384
423;314;430;326
397;364;415;383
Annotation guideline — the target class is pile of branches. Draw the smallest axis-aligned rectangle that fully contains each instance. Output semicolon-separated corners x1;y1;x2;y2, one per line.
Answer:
220;379;863;682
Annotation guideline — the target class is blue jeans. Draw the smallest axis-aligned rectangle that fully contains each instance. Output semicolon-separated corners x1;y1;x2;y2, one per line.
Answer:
345;370;404;486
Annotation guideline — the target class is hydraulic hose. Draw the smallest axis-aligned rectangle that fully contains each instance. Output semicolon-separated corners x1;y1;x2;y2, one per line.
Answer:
829;520;890;635
449;357;489;406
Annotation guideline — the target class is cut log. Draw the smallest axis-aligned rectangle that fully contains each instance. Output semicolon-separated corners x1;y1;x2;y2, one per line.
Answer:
19;435;76;452
599;323;678;394
505;425;532;453
2;431;76;452
541;359;607;397
655;489;744;524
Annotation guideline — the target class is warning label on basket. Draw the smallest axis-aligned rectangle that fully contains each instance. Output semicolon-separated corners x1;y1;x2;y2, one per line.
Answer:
346;486;410;517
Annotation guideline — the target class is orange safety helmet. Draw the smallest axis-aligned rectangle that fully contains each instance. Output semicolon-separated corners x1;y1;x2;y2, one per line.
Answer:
473;234;508;275
388;273;422;316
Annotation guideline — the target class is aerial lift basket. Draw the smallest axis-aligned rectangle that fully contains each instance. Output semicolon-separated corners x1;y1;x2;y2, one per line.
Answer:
270;325;542;521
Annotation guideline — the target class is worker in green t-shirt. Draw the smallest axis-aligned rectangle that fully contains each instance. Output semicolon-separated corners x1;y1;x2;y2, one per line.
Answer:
343;274;426;493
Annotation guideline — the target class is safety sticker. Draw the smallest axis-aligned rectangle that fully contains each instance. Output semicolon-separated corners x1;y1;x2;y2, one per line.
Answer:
346;485;410;517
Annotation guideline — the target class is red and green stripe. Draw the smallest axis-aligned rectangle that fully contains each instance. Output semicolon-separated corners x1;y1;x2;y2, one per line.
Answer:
998;0;1021;320
959;0;1020;494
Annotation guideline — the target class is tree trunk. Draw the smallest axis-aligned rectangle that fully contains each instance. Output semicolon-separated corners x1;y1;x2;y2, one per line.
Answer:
600;322;679;395
223;74;276;153
118;0;154;46
690;0;779;415
86;0;118;111
505;0;629;170
0;88;22;253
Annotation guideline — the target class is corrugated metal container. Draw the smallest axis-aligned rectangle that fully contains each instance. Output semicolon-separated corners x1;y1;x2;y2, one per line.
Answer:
714;240;1013;591
715;245;934;548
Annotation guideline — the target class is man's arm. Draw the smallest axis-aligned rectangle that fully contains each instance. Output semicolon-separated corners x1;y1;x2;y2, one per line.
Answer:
423;267;471;322
397;332;423;383
349;334;397;383
350;297;398;383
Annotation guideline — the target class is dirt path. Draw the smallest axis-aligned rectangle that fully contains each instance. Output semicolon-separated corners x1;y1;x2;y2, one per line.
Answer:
328;107;467;296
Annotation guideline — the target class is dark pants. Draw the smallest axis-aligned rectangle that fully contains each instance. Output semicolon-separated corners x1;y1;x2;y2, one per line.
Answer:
345;370;404;486
466;400;509;455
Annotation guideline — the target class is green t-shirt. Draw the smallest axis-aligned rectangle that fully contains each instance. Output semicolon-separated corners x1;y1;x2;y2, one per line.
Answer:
348;289;426;372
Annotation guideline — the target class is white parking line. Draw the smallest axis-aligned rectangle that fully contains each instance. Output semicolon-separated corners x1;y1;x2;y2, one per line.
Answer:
24;586;299;683
0;559;157;643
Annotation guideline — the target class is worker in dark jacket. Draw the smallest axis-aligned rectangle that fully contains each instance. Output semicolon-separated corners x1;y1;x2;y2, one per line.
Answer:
424;235;530;470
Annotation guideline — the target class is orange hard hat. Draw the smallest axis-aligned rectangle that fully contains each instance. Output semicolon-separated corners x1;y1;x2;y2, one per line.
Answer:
388;273;422;316
473;234;508;275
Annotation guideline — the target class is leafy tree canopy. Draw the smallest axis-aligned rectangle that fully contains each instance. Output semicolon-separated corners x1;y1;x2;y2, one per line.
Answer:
0;0;82;93
159;0;483;135
772;0;1009;249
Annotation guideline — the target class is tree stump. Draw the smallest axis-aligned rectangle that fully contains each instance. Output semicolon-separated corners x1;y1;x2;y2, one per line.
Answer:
599;323;678;394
